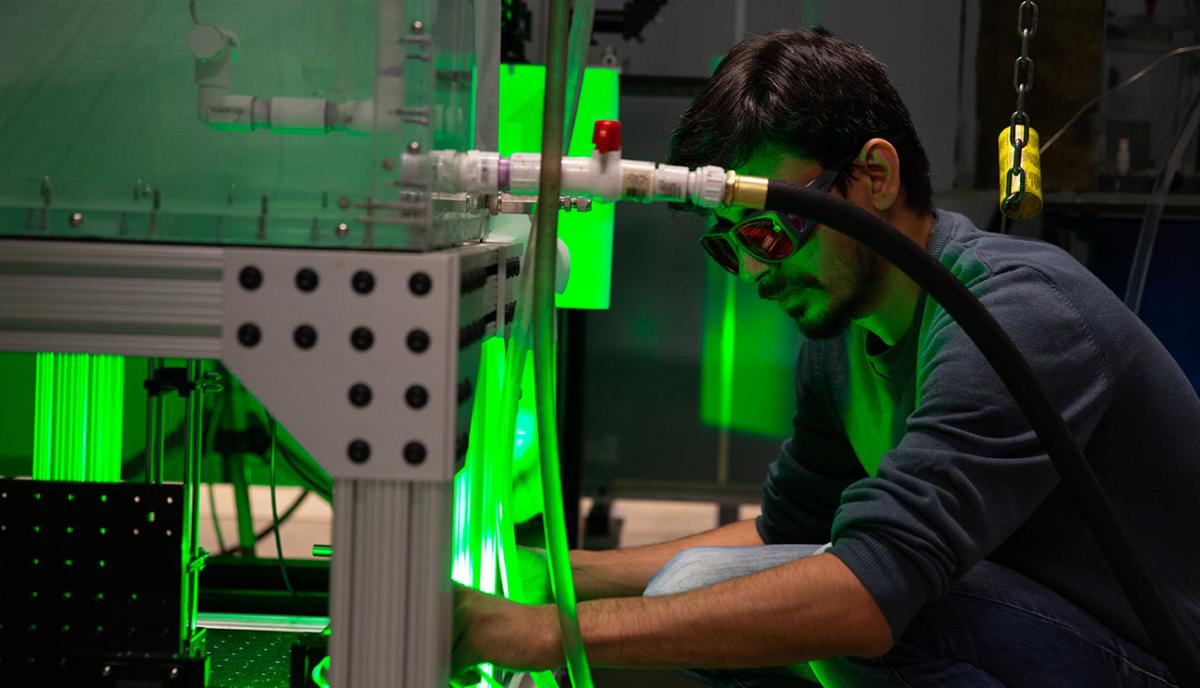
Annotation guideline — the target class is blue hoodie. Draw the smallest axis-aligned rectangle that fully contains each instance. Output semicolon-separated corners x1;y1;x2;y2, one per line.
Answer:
756;210;1200;651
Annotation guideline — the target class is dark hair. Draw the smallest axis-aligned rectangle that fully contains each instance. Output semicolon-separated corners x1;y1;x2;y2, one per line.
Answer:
668;27;934;214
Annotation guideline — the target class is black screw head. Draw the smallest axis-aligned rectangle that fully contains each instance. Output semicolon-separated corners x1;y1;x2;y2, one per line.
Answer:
293;325;318;349
352;270;376;295
403;441;427;465
409;271;432;296
405;385;429;409
295;267;320;292
238;266;263;291
406;329;430;353
349;383;373;407
237;323;261;347
350;326;375;351
347;440;371;464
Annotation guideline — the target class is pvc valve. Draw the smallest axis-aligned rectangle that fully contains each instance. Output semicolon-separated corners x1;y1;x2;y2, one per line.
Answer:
592;120;622;154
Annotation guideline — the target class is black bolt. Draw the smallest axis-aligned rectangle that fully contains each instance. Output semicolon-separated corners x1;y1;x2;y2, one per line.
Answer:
349;383;373;407
409;271;432;296
347;440;371;464
293;325;318;349
405;385;429;409
237;323;261;347
407;328;430;353
350;326;375;351
238;266;263;291
403;441;427;465
352;270;376;295
457;379;473;405
295;267;319;292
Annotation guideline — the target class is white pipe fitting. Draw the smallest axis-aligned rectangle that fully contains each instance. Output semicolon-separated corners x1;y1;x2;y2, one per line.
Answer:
411;149;730;207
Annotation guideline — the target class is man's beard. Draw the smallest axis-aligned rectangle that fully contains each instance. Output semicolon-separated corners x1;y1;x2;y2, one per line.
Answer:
762;242;886;339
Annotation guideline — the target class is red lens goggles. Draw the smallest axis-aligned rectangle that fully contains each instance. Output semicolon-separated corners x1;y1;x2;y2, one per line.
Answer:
700;161;848;275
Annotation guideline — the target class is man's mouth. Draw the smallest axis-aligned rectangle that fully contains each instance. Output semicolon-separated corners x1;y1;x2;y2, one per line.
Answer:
784;301;807;320
758;283;785;301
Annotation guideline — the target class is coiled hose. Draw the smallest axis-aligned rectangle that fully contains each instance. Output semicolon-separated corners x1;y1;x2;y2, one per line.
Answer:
761;181;1200;687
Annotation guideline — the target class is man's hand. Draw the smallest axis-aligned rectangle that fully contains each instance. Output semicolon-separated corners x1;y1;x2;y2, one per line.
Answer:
451;584;561;681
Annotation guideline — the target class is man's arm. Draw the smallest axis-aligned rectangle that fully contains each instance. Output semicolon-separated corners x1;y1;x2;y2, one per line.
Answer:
570;518;763;600
454;552;891;672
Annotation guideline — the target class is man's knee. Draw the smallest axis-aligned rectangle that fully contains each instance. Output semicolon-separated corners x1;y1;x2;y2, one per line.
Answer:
644;547;727;597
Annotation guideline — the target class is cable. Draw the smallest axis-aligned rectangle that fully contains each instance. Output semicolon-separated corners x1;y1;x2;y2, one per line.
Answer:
277;442;333;502
759;180;1200;686
1041;44;1200;154
208;482;227;553
215;490;309;557
205;391;228;552
268;415;296;597
1124;92;1200;314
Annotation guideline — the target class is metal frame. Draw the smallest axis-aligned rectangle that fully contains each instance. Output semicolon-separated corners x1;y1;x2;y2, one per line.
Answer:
0;236;520;686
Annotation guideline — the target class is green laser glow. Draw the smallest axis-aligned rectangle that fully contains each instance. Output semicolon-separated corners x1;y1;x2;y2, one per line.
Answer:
699;264;798;439
312;655;331;688
447;60;617;688
719;274;737;429
33;352;124;482
499;64;619;310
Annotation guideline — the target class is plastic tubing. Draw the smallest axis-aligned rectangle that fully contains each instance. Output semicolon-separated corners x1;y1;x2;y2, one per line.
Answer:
1124;92;1200;314
760;181;1200;686
532;0;595;685
493;228;558;688
562;0;595;148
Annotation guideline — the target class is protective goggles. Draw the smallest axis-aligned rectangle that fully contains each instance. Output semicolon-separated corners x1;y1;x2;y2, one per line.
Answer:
700;159;850;275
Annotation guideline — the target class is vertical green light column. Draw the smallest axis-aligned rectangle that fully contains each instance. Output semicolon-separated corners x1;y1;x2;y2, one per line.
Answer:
32;352;124;482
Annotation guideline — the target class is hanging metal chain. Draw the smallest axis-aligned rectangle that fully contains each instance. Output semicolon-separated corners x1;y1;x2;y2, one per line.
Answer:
1003;0;1039;210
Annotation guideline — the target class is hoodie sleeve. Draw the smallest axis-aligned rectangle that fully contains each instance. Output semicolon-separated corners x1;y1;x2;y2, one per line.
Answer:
826;265;1114;640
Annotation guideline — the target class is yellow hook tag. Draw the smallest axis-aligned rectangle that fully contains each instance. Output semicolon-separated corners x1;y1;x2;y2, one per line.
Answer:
998;124;1043;220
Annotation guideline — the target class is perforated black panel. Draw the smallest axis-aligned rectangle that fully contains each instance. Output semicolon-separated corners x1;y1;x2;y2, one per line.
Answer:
0;479;185;680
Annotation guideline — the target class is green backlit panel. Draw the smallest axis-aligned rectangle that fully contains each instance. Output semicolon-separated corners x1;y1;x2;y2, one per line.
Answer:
32;352;123;482
693;56;799;437
699;263;799;439
499;64;619;310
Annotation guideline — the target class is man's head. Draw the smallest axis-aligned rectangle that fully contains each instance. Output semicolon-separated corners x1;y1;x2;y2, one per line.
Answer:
669;28;933;338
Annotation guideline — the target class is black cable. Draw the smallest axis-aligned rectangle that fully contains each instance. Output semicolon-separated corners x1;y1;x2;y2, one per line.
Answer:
215;490;309;557
268;415;296;597
208;482;227;554
761;181;1200;686
205;392;227;552
277;441;333;502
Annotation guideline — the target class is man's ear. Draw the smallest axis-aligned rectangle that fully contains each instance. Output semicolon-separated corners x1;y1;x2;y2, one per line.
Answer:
857;138;901;212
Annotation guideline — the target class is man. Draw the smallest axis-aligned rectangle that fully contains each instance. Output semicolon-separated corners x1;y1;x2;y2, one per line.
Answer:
455;28;1200;686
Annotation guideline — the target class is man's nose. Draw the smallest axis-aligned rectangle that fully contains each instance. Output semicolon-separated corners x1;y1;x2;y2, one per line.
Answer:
737;251;770;283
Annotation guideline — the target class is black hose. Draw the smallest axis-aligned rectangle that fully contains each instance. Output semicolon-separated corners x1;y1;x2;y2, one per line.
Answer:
215;490;309;557
762;181;1200;686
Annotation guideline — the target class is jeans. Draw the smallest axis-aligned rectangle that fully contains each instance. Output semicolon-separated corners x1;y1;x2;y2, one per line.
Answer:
643;545;1177;687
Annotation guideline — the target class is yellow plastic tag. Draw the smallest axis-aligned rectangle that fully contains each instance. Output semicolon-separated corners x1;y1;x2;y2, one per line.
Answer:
998;124;1043;220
